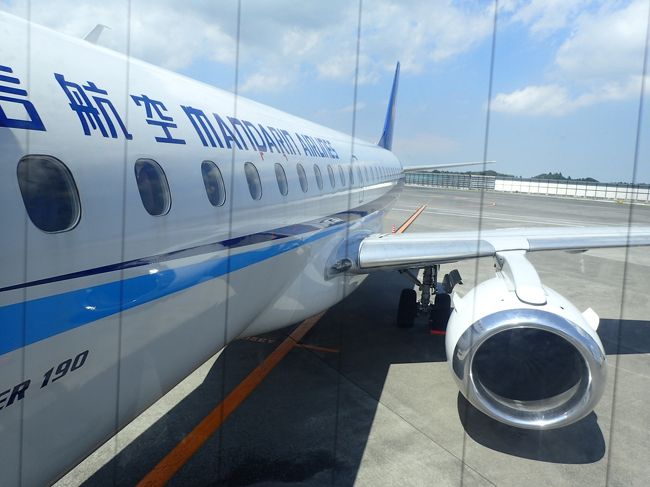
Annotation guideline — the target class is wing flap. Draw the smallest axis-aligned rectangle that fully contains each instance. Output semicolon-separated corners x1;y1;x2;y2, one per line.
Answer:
358;226;650;270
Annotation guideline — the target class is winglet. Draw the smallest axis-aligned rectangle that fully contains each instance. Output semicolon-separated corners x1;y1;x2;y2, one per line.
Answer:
84;24;110;44
378;62;400;151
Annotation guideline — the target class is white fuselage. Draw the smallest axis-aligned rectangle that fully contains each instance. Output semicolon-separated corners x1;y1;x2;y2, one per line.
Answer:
0;13;403;486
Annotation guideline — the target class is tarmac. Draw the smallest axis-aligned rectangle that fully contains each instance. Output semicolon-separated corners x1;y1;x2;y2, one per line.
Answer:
56;187;650;486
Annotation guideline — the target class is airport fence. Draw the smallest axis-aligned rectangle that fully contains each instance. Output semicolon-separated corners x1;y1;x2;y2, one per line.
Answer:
406;172;496;190
405;172;650;203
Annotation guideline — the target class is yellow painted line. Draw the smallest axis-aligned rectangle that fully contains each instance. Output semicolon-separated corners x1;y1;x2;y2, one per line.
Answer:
396;204;427;233
137;313;324;486
295;343;339;354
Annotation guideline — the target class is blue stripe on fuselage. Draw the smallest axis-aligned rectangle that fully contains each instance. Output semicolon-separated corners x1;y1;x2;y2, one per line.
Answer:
0;224;345;357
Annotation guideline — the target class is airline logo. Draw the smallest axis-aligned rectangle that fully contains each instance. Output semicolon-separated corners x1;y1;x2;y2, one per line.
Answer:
0;63;341;160
0;64;45;131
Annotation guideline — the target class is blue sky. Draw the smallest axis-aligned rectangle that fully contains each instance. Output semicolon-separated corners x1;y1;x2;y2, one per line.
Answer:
3;0;650;182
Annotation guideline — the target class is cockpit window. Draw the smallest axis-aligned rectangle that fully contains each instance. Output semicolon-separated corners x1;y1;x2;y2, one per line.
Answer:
17;155;81;232
135;159;171;216
201;161;226;207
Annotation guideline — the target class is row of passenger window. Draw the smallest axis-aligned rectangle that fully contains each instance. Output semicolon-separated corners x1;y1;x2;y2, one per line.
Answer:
16;155;401;233
260;160;398;201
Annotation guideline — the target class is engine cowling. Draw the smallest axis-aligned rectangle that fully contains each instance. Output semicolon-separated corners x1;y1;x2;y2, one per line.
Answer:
446;253;606;430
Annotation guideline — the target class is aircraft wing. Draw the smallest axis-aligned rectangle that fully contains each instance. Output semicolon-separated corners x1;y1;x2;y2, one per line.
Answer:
358;226;650;270
402;161;496;172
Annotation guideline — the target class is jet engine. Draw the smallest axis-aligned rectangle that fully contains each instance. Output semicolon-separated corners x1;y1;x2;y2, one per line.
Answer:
446;250;606;430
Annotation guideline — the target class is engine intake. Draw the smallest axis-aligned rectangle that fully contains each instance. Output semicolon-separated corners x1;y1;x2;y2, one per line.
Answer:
451;308;606;429
446;251;606;430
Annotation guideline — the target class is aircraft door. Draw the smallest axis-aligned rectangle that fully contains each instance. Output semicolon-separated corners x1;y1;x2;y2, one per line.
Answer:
353;155;364;204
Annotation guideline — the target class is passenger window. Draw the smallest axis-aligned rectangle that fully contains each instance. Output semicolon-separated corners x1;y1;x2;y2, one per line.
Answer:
364;166;369;181
201;161;226;207
297;163;309;192
349;166;355;185
314;164;324;190
274;163;288;196
17;155;81;233
338;165;346;186
327;165;336;188
134;158;171;216
244;162;263;200
357;166;363;185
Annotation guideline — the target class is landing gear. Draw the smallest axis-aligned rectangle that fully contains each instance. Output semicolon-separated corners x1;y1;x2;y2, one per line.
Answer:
397;289;417;328
429;293;451;334
396;266;461;333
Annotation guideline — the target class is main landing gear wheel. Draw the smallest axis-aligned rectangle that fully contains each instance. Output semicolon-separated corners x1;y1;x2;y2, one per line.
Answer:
429;293;451;334
395;266;461;330
397;288;417;328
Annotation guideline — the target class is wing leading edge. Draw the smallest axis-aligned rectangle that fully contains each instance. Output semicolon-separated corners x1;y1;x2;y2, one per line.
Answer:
358;226;650;270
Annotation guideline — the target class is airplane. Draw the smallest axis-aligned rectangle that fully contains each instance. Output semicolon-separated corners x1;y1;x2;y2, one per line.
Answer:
2;11;650;486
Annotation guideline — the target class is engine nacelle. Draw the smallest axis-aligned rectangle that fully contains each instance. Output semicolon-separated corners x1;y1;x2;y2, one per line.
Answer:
446;251;606;430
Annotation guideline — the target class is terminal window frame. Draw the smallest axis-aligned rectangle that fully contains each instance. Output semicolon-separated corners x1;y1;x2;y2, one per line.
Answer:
17;154;82;233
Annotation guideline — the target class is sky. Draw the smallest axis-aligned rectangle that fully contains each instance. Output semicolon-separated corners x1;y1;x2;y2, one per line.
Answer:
2;0;650;183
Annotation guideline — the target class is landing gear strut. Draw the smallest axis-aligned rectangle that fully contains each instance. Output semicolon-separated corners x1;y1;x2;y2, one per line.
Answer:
396;266;462;332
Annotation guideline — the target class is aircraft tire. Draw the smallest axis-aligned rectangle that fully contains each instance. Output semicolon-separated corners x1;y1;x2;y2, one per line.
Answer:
429;293;452;331
397;288;417;328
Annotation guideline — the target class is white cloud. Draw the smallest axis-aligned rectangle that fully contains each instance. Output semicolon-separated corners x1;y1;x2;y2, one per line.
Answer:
492;84;572;116
2;0;238;70
392;132;458;165
1;0;497;94
240;71;292;94
511;0;588;36
492;76;649;116
317;102;366;117
555;0;649;80
493;0;650;116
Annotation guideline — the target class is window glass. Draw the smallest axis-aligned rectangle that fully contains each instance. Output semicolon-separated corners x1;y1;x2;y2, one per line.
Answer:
357;166;363;185
327;165;336;188
297;163;309;192
338;165;346;186
274;163;288;196
17;155;81;232
201;161;226;207
244;162;263;200
364;166;369;181
314;164;324;190
134;158;171;216
349;166;355;185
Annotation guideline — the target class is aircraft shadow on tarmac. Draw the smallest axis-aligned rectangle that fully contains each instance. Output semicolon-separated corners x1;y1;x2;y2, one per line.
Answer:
82;272;650;485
